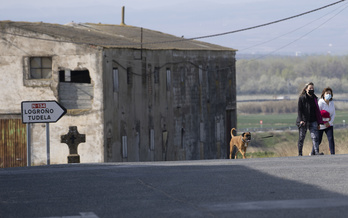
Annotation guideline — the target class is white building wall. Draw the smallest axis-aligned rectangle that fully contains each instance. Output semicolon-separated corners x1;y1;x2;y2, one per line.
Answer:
0;28;105;165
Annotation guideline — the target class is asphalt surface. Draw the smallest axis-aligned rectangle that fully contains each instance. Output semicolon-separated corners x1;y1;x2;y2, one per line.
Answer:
1;155;348;218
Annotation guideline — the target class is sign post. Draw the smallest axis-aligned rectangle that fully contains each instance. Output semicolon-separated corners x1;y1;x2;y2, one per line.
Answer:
21;101;67;166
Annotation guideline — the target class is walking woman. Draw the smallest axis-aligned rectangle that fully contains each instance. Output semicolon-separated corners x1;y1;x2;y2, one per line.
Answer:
296;82;323;156
313;87;335;155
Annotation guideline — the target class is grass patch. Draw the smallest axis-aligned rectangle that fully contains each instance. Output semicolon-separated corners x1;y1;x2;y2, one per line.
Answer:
237;113;297;130
233;150;276;159
240;151;276;159
245;128;348;157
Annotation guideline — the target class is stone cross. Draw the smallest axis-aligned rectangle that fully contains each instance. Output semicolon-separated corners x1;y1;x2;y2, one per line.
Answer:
61;126;86;163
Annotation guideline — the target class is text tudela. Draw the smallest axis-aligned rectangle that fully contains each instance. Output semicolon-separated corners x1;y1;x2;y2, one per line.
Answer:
27;115;52;121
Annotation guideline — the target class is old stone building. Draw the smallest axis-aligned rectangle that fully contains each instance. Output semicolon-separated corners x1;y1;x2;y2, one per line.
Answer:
0;21;237;167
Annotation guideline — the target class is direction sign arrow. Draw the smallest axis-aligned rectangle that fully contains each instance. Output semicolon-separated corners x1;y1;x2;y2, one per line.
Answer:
21;101;67;123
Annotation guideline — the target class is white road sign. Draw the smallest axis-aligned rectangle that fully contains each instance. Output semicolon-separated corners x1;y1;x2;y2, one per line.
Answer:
21;101;67;123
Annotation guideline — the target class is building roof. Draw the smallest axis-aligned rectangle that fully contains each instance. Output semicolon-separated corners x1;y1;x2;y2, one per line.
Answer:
0;21;236;51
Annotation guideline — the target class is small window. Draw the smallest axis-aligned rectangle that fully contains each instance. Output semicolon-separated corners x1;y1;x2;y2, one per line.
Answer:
127;67;132;85
59;70;91;83
154;67;160;84
150;129;154;150
180;67;185;82
30;57;52;79
112;68;119;92
166;68;171;91
122;136;128;158
142;63;147;85
199;65;203;85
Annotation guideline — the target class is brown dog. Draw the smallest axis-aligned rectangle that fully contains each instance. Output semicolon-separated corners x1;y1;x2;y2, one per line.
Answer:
229;128;251;159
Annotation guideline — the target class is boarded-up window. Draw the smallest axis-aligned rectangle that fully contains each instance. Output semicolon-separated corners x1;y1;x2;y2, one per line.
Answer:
59;70;93;109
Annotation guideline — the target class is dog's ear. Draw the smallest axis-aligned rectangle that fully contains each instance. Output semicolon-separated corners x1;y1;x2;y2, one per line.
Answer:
242;132;245;137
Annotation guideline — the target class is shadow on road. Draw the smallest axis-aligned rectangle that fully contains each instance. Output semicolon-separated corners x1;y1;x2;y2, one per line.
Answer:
0;160;348;218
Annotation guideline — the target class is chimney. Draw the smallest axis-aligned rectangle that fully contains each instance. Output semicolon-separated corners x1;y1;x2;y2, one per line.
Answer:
121;6;126;25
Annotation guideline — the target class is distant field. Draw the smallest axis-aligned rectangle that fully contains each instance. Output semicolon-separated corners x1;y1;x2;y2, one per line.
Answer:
237;93;348;101
234;114;348;158
237;111;348;130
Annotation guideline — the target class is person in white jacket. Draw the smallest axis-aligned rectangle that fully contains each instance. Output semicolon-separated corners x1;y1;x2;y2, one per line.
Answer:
311;87;335;155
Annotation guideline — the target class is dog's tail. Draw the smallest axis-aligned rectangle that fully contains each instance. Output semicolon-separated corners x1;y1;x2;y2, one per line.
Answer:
231;128;236;137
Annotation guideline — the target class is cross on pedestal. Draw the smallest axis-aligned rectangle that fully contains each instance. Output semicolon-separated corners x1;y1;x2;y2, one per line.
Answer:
61;126;86;163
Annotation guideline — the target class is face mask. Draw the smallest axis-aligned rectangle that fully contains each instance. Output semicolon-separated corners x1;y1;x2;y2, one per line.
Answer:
325;94;331;100
308;90;314;95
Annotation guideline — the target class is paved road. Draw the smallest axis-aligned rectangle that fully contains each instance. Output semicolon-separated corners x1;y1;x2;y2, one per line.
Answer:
1;155;348;218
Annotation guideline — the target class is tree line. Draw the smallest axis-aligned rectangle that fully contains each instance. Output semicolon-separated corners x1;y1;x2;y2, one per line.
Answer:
236;55;348;95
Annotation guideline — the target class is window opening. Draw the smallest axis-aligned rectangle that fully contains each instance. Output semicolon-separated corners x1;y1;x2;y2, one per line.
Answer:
166;68;171;91
122;136;128;158
199;65;203;85
127;67;133;84
59;70;91;83
180;67;185;82
112;68;119;92
150;129;155;150
154;67;160;84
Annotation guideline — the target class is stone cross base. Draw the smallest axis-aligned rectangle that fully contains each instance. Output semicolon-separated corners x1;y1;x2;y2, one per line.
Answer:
68;154;80;163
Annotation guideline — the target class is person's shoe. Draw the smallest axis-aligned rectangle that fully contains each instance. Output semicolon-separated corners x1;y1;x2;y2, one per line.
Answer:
298;154;302;156
315;152;324;155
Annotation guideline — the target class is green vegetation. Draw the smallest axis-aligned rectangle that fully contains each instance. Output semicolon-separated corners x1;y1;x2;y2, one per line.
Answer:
235;151;276;159
236;55;348;95
237;112;296;129
241;128;348;158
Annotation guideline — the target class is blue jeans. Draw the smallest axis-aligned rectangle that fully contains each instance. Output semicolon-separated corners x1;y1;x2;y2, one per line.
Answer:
298;121;319;155
315;126;335;155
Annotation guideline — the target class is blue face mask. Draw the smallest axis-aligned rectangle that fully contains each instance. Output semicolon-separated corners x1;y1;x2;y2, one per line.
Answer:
325;94;332;100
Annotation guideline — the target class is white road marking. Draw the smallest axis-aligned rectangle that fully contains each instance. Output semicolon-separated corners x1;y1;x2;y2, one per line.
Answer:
42;212;99;218
204;197;348;211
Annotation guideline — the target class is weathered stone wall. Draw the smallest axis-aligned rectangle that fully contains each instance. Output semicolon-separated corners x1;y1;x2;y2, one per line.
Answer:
103;49;236;162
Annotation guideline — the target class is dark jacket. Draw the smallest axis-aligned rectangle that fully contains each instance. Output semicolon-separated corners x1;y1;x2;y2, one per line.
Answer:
296;93;323;127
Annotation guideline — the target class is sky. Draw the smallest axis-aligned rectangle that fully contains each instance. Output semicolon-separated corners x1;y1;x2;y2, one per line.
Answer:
1;0;348;57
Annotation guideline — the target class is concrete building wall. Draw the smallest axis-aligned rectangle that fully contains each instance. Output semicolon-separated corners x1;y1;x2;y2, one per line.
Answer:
103;49;236;162
0;27;105;165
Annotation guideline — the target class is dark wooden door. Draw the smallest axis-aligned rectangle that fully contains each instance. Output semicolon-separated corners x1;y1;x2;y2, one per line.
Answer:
0;119;27;168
